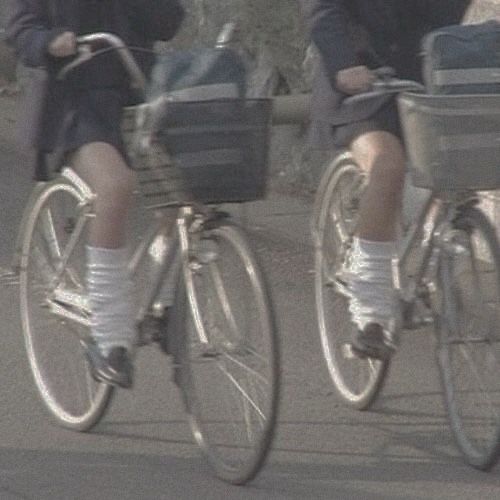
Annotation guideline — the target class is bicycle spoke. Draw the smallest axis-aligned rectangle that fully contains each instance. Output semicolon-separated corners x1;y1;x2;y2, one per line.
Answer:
438;207;500;469
209;261;240;341
180;221;278;483
221;352;269;387
215;359;267;422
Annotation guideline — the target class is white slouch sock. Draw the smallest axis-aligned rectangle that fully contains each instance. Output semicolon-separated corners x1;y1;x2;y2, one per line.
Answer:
87;246;135;355
347;237;396;332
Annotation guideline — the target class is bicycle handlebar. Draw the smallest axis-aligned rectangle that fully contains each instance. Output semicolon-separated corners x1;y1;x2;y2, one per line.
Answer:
56;32;147;92
55;37;424;127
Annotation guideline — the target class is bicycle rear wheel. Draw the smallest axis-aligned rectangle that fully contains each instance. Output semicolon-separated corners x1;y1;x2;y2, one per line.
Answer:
19;180;113;431
179;220;280;484
436;206;500;470
313;153;389;410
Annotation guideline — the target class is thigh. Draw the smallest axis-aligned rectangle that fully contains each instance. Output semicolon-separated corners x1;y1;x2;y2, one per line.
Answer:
71;142;137;198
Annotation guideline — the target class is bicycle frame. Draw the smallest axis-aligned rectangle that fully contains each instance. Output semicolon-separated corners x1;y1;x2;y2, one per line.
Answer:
40;166;223;349
33;167;173;333
394;187;480;330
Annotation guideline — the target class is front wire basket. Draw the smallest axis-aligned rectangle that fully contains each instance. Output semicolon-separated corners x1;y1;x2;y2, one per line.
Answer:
122;97;273;206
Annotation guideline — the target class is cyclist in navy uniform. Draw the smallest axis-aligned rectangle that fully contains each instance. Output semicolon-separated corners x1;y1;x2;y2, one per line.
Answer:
7;0;184;387
302;0;471;359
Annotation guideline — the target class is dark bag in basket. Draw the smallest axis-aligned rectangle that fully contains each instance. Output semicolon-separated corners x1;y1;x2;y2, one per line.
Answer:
153;98;272;204
399;21;500;190
130;49;271;204
147;47;247;101
422;20;500;94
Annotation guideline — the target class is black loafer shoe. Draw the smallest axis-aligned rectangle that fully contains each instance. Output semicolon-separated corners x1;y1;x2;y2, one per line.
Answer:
351;322;396;361
83;343;134;389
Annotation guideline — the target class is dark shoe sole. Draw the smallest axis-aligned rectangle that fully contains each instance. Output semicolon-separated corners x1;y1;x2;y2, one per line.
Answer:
351;323;395;361
83;342;133;389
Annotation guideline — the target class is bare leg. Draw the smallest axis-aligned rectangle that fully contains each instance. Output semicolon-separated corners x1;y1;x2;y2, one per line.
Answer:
71;142;137;248
351;131;405;240
346;131;406;359
71;142;137;386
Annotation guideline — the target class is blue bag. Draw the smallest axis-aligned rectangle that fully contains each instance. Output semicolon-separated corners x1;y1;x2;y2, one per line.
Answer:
422;20;500;94
147;47;247;101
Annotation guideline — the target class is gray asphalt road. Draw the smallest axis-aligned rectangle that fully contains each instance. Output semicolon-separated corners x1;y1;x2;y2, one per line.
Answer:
0;95;500;499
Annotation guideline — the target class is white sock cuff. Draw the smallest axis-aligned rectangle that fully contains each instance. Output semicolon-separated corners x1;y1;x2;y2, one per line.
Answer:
86;246;129;267
353;237;396;259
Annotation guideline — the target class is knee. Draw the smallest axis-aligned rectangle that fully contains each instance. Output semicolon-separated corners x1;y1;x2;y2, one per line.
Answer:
355;132;406;187
74;143;138;205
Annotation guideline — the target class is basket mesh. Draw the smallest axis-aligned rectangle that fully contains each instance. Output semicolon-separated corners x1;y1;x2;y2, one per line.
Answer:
398;92;500;191
121;98;272;205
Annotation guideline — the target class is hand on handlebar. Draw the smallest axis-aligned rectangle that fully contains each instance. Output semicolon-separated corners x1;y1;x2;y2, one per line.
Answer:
338;66;424;106
55;32;147;92
48;31;77;58
335;66;376;95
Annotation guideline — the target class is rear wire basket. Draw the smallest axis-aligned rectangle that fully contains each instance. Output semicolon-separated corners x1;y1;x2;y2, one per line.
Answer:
122;98;272;205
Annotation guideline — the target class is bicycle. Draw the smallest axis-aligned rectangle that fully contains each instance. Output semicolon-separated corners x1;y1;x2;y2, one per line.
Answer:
312;76;500;470
18;32;280;485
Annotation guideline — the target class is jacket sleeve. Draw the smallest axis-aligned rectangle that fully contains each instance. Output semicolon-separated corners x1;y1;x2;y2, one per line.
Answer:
125;0;185;42
6;0;66;67
305;0;358;87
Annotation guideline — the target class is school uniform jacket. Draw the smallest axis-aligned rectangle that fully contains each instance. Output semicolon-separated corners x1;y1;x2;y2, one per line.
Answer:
6;0;184;159
302;0;471;145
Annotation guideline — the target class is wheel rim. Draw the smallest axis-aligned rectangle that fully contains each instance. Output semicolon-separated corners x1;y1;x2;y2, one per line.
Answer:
183;225;278;482
20;183;110;428
315;162;385;405
440;220;500;465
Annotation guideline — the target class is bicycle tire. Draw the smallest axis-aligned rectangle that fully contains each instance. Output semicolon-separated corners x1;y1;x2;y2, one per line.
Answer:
19;180;114;431
436;205;500;470
178;220;280;484
313;153;389;410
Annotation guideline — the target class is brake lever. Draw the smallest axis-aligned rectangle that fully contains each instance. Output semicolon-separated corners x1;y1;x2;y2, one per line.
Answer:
56;44;93;81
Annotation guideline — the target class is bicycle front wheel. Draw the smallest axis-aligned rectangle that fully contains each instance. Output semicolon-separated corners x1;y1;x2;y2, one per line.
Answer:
437;206;500;470
19;180;113;431
179;220;280;484
313;153;389;410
